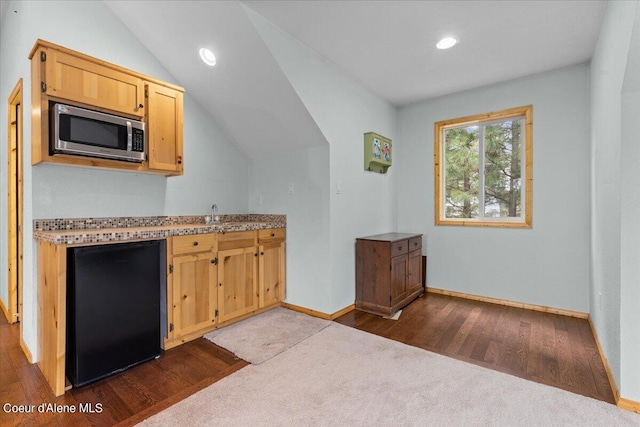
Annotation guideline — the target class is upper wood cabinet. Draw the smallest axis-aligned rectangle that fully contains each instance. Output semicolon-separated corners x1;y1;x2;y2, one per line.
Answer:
44;49;145;117
146;82;184;173
29;39;184;176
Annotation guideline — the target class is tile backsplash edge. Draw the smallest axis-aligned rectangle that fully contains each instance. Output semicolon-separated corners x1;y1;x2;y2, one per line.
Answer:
34;214;286;231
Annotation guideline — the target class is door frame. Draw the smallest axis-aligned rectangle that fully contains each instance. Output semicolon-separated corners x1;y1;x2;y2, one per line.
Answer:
5;78;23;327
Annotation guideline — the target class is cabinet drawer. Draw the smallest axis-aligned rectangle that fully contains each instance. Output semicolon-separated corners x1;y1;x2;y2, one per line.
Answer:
258;228;286;243
409;236;422;252
173;233;217;255
218;230;257;251
391;240;409;257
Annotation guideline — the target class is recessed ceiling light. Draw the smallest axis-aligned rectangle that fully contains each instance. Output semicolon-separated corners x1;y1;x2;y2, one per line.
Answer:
436;37;458;50
199;47;217;66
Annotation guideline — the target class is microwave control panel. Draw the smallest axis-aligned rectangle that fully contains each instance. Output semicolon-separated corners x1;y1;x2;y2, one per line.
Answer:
132;129;144;152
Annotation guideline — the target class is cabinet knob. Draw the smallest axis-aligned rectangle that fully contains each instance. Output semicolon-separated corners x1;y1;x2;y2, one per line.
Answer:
398;246;402;251
177;157;183;165
193;241;199;246
139;103;144;109
255;253;258;257
260;251;264;255
271;233;275;237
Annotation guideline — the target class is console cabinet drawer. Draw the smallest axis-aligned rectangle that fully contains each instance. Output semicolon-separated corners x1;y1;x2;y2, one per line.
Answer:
409;236;422;252
391;240;408;257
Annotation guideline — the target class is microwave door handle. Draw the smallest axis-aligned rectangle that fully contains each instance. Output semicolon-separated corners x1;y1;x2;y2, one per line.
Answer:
127;121;133;151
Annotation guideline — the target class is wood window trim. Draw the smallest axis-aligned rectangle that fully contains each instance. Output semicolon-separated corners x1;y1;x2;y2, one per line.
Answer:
434;105;533;228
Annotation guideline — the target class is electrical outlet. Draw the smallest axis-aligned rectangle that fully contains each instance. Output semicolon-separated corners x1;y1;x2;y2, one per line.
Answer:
257;195;263;206
336;180;342;194
288;182;294;195
599;292;602;308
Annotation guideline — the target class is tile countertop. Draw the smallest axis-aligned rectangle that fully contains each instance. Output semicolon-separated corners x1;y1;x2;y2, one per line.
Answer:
33;214;286;245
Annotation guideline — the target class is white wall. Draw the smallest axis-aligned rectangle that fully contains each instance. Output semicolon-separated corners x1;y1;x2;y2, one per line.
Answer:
248;146;332;311
620;1;640;403
397;65;592;313
247;8;397;314
590;0;638;400
0;0;249;360
326;92;396;313
620;89;640;402
164;95;249;216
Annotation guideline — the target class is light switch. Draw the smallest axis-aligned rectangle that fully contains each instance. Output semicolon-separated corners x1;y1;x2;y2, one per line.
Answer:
257;195;263;206
288;182;294;195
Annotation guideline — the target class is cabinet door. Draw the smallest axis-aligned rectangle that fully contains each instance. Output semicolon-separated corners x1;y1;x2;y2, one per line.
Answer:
171;252;217;337
217;247;258;322
390;254;408;306
45;49;144;116
406;250;423;296
146;82;183;173
259;242;285;308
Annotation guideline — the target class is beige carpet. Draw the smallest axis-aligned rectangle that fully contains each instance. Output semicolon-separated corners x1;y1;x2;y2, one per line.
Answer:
204;307;331;364
141;318;639;426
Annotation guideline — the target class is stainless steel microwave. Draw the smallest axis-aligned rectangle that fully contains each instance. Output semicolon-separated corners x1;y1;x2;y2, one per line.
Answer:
51;103;145;163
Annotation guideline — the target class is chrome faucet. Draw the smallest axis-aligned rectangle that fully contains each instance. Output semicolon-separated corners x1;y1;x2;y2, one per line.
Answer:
207;204;220;224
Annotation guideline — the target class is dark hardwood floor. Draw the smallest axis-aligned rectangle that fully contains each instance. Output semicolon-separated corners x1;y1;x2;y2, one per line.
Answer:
1;291;615;426
335;291;615;404
0;314;248;427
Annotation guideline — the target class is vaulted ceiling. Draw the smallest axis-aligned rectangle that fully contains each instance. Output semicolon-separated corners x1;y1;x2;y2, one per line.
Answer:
244;0;606;105
106;0;329;159
104;1;607;158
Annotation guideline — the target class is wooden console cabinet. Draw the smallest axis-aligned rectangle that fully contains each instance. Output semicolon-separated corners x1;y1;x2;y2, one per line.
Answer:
355;233;423;317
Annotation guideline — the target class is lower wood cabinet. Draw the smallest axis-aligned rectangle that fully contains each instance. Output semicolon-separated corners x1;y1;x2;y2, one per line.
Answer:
355;233;423;317
258;228;286;308
166;228;286;348
217;246;258;323
171;251;217;337
35;227;286;396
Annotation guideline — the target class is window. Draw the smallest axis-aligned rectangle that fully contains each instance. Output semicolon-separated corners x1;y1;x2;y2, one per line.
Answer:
434;105;532;228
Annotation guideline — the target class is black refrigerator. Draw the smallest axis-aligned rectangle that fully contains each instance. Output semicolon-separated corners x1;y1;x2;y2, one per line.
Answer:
66;240;163;387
